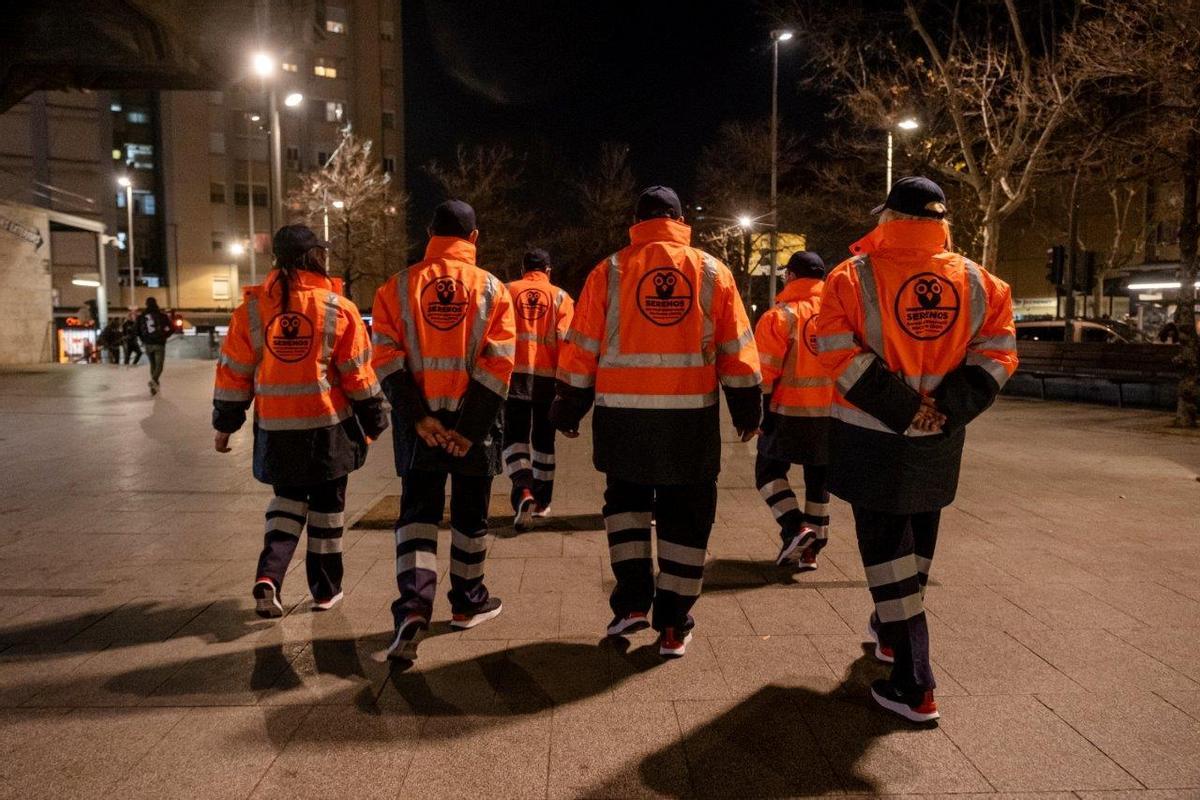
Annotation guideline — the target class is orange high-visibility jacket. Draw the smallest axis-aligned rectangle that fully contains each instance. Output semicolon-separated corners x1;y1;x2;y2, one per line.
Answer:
505;270;574;401
556;217;761;411
755;277;834;418
815;219;1017;436
371;237;516;429
214;270;383;432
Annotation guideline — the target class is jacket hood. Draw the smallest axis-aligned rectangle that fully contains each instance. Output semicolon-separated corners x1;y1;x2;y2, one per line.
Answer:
850;219;948;258
629;217;692;247
777;277;823;304
424;236;478;264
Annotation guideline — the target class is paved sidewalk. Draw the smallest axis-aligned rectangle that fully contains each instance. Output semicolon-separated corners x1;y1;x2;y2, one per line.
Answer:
1;360;1199;799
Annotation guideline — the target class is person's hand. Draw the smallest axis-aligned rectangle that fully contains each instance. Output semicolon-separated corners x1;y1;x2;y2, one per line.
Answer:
414;416;451;449
443;430;472;458
214;431;232;453
737;428;758;442
911;396;946;433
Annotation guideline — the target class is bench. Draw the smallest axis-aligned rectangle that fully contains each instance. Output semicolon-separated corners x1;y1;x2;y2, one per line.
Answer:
1013;341;1182;408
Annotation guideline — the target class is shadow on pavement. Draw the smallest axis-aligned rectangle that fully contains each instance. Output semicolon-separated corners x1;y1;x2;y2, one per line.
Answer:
703;558;869;592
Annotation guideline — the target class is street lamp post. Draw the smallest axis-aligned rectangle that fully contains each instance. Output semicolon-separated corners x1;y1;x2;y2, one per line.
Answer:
252;52;303;236
118;175;134;308
887;117;921;192
768;28;794;307
245;113;261;285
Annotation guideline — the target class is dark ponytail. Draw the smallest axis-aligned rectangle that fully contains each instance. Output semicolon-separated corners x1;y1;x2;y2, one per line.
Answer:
272;247;328;314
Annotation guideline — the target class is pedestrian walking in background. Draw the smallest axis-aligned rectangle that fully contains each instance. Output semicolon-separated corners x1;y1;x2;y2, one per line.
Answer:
122;310;142;365
503;247;574;531
551;185;761;658
816;176;1017;723
98;318;123;364
213;224;389;618
753;251;834;570
371;200;517;661
137;297;173;394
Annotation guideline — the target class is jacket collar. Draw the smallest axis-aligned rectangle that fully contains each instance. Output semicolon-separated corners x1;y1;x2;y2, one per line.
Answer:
261;269;339;296
629;217;692;247
776;277;822;303
424;236;477;264
521;270;549;283
850;219;948;258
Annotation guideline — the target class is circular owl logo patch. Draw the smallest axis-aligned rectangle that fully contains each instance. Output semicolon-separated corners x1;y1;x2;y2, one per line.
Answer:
637;267;694;326
894;272;960;340
265;312;315;363
420;277;469;331
801;314;819;356
515;288;550;322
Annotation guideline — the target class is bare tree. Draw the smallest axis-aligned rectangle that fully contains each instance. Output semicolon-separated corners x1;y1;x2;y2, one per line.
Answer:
287;132;406;307
424;144;534;278
1064;0;1200;425
793;0;1080;270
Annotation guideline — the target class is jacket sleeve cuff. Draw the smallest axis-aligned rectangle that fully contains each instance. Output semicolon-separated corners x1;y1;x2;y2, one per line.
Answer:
843;358;923;434
933;364;1001;432
212;400;249;434
351;396;391;439
455;378;504;443
549;381;594;432
723;385;763;433
381;370;428;426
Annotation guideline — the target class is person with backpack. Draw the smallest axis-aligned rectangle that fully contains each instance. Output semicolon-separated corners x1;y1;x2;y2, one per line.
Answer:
137;297;173;394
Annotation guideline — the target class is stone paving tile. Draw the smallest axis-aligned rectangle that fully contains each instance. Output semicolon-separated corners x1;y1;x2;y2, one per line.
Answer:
373;636;514;715
933;630;1084;695
708;633;836;694
1155;689;1200;723
1076;792;1200;799
808;633;969;697
1110;626;1200;685
923;585;1051;634
992;581;1145;630
1073;580;1200;628
248;706;422;799
610;635;733;703
112;705;308;799
936;695;1139;792
519;554;605;593
400;710;552;799
1037;691;1200;789
0;644;101;706
550;699;690;799
456;592;562;641
734;585;852;635
1008;628;1198;693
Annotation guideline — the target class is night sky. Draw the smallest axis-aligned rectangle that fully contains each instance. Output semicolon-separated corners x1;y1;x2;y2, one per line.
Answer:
403;1;812;215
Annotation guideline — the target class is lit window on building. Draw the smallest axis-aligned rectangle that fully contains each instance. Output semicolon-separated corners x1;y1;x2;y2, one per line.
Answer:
313;59;339;79
325;101;344;122
382;110;395;129
282;62;298;73
116;192;126;209
138;194;156;216
110;102;122;112
124;143;154;170
326;20;345;34
111;149;122;160
127;111;149;124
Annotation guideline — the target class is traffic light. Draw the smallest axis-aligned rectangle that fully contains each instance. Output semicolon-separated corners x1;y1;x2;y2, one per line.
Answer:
1045;245;1065;290
1074;250;1097;294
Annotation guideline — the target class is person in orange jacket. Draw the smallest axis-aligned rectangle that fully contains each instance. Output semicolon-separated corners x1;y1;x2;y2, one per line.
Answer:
754;251;834;570
816;177;1017;723
371;200;517;660
551;186;762;658
213;224;389;618
504;247;574;530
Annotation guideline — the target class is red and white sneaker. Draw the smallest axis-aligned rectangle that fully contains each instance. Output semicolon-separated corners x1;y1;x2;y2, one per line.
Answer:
865;615;895;664
532;504;552;518
311;592;343;611
606;611;650;637
796;546;818;572
450;597;504;629
252;578;283;618
870;679;939;723
658;627;693;658
382;614;429;661
514;491;535;532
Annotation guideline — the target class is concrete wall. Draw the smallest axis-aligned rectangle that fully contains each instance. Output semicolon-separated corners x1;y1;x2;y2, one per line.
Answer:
0;202;54;363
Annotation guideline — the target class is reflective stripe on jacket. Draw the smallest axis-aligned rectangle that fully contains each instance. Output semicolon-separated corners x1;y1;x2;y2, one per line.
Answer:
506;271;573;379
213;270;382;431
815;219;1018;436
556;217;761;410
755;277;833;418
370;236;516;414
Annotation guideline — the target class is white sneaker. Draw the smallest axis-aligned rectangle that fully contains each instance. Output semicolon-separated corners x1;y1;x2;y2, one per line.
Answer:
311;592;343;611
379;614;428;661
252;579;283;618
514;492;535;532
532;505;552;518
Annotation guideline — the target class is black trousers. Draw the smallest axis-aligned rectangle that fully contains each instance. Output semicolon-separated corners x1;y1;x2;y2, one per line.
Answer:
852;506;941;693
255;475;347;601
123;339;141;365
502;397;556;510
603;476;717;632
145;343;166;384
755;455;831;547
393;469;494;625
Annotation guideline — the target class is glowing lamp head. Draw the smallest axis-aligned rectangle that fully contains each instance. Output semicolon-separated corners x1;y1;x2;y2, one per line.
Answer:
117;176;132;188
737;214;754;228
228;243;245;257
252;52;276;78
284;92;303;108
331;199;345;209
775;30;795;42
897;118;920;130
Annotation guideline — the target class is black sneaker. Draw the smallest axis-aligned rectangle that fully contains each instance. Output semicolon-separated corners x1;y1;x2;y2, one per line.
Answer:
382;614;429;661
658;626;693;657
606;611;650;637
869;678;939;723
775;527;816;566
450;596;503;629
252;578;283;618
514;490;535;532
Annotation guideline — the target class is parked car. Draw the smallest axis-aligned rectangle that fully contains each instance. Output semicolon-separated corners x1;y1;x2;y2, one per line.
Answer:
1015;318;1150;344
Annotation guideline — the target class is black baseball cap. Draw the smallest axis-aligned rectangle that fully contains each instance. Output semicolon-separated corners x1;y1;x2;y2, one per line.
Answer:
635;185;683;221
523;248;551;272
273;224;329;262
430;199;477;238
872;176;947;219
785;251;826;279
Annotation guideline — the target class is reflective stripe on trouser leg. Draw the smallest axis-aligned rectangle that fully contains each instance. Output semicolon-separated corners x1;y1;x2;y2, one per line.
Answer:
603;478;655;618
503;397;534;509
852;505;938;693
754;454;802;538
447;472;494;614
392;470;446;624
801;463;831;553
305;476;347;601
530;399;557;508
256;492;308;589
652;481;717;632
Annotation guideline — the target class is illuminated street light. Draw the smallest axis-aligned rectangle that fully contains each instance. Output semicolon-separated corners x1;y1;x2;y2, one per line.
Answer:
72;278;101;288
775;30;794;41
284;92;303;108
331;199;345;210
898;117;920;131
252;51;275;78
768;27;796;305
886;117;922;191
117;176;131;188
737;214;754;229
228;242;245;257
